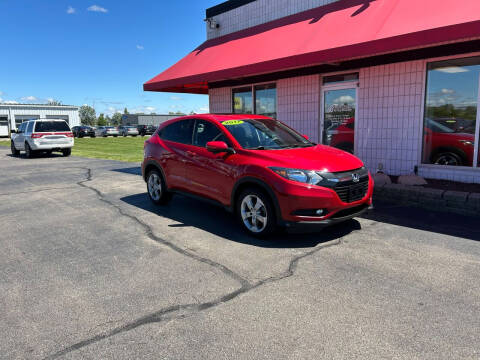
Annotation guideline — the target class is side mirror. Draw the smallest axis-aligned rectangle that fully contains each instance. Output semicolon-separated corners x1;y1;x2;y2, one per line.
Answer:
206;141;234;154
303;134;309;140
10;129;16;134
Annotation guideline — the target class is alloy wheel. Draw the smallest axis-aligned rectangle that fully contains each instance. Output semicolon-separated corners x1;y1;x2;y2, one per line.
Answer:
148;173;162;201
240;195;268;233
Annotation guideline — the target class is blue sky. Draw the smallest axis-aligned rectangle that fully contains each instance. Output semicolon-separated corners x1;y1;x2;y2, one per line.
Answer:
0;0;219;115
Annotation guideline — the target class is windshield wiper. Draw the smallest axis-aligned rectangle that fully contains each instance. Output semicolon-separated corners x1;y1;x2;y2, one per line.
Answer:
249;146;266;150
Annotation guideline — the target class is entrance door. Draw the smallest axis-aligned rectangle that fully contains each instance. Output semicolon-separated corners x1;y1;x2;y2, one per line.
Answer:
322;86;357;154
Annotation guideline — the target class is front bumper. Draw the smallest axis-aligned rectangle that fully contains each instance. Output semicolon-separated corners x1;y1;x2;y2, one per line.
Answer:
105;131;120;136
272;175;374;225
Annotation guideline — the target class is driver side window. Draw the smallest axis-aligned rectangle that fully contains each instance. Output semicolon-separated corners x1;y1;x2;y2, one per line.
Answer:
193;120;230;148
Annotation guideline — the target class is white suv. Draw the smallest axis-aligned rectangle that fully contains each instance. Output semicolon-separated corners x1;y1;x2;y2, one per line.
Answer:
11;119;74;158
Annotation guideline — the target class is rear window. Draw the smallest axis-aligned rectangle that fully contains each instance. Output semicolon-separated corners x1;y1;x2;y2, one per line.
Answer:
35;121;70;132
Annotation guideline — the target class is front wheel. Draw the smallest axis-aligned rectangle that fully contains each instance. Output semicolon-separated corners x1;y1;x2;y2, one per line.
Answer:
147;169;171;205
236;188;276;237
11;141;20;156
432;152;463;166
62;148;71;157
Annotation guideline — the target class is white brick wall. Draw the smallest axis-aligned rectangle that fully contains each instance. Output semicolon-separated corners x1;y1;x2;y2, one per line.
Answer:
207;0;339;39
209;87;232;113
277;75;320;142
357;61;425;176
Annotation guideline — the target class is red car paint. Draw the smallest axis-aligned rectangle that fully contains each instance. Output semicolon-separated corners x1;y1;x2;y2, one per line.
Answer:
142;114;373;228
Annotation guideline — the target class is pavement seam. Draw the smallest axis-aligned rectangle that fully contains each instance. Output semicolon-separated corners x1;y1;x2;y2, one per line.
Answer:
43;167;344;359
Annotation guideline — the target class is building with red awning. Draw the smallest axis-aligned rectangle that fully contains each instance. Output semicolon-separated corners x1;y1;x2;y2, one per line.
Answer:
145;0;480;183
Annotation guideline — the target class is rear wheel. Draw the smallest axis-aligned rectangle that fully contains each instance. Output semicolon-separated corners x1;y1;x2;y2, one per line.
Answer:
25;143;34;158
62;148;71;157
236;188;276;237
147;169;171;205
11;141;20;156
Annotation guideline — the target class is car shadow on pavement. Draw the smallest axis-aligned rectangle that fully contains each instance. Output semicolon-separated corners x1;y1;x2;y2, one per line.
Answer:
362;200;480;241
6;153;64;159
111;167;142;176
120;193;361;249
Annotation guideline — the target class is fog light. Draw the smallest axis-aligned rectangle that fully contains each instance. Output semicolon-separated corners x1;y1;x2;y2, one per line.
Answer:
316;209;324;216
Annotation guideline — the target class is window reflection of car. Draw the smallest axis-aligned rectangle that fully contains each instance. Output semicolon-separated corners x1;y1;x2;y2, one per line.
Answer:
327;117;355;153
423;118;474;166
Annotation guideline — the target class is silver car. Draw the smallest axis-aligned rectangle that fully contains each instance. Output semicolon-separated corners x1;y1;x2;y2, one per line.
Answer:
96;126;119;137
11;119;74;158
119;126;139;137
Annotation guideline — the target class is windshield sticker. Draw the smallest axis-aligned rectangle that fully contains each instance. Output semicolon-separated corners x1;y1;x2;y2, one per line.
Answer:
222;120;244;126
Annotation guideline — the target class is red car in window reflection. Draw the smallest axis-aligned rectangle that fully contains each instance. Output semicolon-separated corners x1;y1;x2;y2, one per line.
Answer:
328;117;355;153
423;118;475;166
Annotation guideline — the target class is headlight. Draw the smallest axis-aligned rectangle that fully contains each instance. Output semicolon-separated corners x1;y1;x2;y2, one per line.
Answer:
459;140;474;146
269;167;323;185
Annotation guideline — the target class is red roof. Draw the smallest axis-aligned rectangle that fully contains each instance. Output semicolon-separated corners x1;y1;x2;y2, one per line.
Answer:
144;0;480;94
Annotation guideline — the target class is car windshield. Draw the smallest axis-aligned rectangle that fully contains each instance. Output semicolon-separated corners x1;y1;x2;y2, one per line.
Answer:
426;118;455;133
34;121;70;132
221;118;314;150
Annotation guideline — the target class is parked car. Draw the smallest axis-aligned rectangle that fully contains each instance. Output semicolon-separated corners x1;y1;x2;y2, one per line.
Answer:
138;125;157;137
142;114;373;236
423;118;475;166
119;126;139;137
72;125;95;138
11;119;74;158
95;126;119;137
327;117;355;153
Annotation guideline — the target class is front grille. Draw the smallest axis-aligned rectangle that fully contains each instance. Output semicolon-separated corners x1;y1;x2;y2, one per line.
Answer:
334;176;369;203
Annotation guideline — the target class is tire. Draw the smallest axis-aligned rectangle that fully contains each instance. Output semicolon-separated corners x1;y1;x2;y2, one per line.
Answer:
432;152;463;166
91;135;96;138
62;148;71;157
25;142;34;158
123;133;127;137
236;188;276;237
146;169;171;205
11;141;20;156
103;134;107;138
45;150;53;156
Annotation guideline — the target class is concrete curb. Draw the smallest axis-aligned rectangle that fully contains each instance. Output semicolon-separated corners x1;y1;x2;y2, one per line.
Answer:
374;183;480;217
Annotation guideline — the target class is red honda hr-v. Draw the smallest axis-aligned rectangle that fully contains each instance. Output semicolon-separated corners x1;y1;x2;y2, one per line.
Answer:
142;114;373;236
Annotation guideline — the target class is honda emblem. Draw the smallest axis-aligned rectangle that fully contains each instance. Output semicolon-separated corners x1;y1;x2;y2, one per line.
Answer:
352;173;360;183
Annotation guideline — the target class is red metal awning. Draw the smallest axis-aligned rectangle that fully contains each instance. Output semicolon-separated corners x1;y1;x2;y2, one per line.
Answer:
144;0;480;94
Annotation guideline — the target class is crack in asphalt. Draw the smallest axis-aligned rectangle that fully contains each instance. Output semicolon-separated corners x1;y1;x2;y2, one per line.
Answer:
43;167;344;359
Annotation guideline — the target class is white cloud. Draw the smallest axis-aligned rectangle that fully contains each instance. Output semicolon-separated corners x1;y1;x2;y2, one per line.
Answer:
130;106;156;114
2;100;19;104
0;91;3;96
441;88;454;94
333;95;355;105
197;106;209;113
87;5;108;13
67;6;76;14
136;45;144;50
169;96;183;101
21;96;38;102
145;106;156;113
435;66;468;74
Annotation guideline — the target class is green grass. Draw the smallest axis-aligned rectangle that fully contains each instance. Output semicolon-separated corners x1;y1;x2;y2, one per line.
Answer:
72;136;147;162
1;137;146;162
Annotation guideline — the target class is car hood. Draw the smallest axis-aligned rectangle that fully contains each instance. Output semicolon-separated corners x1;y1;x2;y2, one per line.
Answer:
245;145;364;173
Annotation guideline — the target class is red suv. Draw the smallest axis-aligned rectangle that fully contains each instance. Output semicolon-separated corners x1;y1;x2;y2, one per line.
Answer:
142;114;373;236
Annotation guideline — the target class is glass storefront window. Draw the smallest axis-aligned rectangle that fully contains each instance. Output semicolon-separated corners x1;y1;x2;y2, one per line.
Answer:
423;56;479;167
255;84;277;118
233;87;253;114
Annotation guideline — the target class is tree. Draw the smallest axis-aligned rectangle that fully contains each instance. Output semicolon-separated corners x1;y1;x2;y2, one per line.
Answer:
97;113;107;126
79;105;96;126
168;111;186;115
111;112;123;126
105;115;111;125
48;99;62;106
124;107;129;115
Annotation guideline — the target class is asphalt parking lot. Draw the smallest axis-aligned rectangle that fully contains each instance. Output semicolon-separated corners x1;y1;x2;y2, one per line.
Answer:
1;147;479;360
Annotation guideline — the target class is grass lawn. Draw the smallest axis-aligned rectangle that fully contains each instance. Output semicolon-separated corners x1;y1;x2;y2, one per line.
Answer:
0;137;146;162
72;137;146;162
